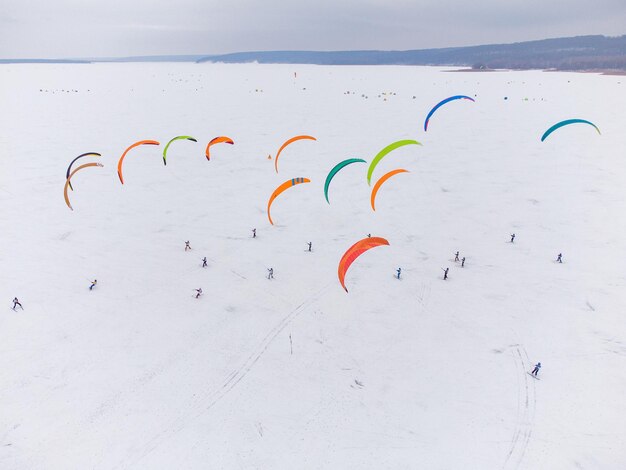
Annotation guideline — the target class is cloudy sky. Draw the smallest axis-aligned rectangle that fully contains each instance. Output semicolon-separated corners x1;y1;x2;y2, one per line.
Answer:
2;0;625;58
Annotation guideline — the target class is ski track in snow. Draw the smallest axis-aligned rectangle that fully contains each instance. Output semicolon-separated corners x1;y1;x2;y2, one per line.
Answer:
503;344;536;470
113;282;331;469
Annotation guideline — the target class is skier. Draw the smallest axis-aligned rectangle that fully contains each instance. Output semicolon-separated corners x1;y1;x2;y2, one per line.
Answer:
195;288;203;299
267;268;274;280
454;251;460;262
185;241;191;251
531;362;541;376
442;267;449;280
89;279;97;291
307;242;312;252
252;228;256;238
510;233;516;243
396;267;401;279
367;233;371;238
556;253;562;263
12;297;23;310
461;257;466;268
202;257;208;268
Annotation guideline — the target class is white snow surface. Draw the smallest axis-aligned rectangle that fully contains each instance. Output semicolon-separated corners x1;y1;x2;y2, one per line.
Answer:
1;63;625;469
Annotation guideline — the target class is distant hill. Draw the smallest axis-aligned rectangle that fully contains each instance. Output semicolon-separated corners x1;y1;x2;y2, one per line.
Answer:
196;35;626;71
3;35;625;70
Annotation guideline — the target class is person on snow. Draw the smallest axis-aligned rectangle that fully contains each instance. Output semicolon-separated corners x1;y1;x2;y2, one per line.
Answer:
185;241;191;251
307;242;312;252
556;253;562;263
396;267;401;279
12;297;23;310
267;268;274;280
442;267;449;280
461;257;466;268
531;362;541;376
510;233;516;243
252;228;256;238
202;257;208;268
89;279;97;291
195;288;203;299
454;251;460;262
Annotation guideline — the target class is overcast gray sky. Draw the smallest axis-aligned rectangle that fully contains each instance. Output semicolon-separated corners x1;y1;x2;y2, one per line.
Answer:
2;0;625;58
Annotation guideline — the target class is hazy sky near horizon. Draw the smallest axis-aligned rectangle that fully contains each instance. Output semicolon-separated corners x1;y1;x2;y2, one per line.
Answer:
2;0;625;58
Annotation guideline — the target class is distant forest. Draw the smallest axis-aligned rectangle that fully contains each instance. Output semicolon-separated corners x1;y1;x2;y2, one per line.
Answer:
196;35;626;71
3;35;625;71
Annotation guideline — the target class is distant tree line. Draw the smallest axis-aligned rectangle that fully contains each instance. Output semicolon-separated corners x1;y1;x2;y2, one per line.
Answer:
196;35;626;71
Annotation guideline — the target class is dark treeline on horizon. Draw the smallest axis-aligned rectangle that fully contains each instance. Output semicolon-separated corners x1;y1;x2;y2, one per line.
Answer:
196;35;626;71
3;35;625;71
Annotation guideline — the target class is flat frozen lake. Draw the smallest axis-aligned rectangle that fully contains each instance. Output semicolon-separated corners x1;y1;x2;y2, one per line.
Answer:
1;63;625;469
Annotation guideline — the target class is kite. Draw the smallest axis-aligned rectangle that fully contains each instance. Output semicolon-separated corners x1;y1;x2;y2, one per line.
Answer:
117;140;160;184
274;135;316;173
424;95;475;132
338;237;390;292
370;169;409;211
367;140;420;185
267;178;311;225
64;162;103;210
540;119;601;142
205;136;234;161
324;158;366;204
66;152;101;191
162;136;197;165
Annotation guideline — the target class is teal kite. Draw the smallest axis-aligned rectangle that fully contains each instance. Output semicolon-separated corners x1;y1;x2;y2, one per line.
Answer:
324;158;366;203
541;119;601;142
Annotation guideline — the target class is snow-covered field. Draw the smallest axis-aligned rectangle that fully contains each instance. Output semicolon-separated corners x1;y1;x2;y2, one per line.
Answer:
1;63;625;469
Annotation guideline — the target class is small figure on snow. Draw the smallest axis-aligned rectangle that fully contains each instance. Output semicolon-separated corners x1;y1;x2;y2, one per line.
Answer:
202;257;208;268
531;362;541;376
195;288;203;299
307;242;312;252
12;297;23;310
510;233;516;243
442;267;449;280
89;279;97;291
396;267;401;279
185;241;192;251
461;257;466;268
556;253;562;263
252;228;256;238
267;268;274;280
367;233;371;238
454;251;460;262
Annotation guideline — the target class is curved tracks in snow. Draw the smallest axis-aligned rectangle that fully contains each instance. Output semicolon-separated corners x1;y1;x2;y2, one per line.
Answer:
502;344;536;470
